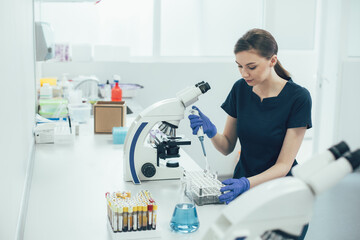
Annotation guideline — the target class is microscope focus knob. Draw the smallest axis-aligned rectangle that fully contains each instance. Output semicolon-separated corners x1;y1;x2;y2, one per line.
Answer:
141;163;156;178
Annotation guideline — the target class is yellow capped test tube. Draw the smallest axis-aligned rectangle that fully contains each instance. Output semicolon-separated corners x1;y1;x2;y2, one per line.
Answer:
128;206;133;231
123;206;128;232
137;204;142;231
105;193;110;222
152;204;157;230
116;191;122;198
117;205;123;232
113;203;118;232
133;206;138;231
111;199;117;230
142;205;147;230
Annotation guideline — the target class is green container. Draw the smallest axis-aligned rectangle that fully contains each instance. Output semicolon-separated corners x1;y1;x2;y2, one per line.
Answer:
38;98;68;118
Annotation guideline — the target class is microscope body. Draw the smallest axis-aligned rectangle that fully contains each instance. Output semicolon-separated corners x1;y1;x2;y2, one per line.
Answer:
202;177;315;240
123;82;210;184
203;142;360;240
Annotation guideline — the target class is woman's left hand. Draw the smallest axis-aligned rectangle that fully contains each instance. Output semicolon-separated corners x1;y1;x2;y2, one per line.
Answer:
219;177;250;204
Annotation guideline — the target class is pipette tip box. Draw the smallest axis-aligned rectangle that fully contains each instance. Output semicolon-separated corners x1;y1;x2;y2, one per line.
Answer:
185;171;225;206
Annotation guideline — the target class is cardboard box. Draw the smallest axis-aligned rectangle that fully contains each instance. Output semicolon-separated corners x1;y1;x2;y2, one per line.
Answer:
94;101;126;134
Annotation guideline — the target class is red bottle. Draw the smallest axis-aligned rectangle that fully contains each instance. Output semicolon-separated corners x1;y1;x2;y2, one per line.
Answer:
111;80;122;101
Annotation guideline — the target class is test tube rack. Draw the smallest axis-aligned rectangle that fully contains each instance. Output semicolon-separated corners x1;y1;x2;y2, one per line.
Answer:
105;190;158;234
185;171;225;206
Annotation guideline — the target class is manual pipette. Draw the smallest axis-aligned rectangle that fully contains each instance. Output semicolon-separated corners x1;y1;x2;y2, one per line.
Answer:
189;109;210;173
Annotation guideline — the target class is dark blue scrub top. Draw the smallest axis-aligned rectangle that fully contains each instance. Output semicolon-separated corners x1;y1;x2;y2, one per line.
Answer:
221;78;312;178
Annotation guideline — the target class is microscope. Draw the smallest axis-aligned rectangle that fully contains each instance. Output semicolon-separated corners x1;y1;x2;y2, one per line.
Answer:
123;81;211;184
202;141;360;240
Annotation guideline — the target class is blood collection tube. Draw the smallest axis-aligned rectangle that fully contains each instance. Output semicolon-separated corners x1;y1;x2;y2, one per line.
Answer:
142;205;147;230
113;203;118;232
133;206;137;232
138;204;142;231
116;191;121;198
117;205;123;232
105;192;110;222
111;199;116;230
106;190;158;233
126;191;131;198
123;206;128;232
152;204;157;230
147;204;153;230
128;206;133;231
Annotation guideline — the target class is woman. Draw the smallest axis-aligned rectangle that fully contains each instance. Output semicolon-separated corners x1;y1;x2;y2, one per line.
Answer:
189;28;312;203
189;28;312;239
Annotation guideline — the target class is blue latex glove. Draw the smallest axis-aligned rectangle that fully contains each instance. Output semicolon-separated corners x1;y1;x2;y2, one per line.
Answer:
188;106;217;138
219;177;250;204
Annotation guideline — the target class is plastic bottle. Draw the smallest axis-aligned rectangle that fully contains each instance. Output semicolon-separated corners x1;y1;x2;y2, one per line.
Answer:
111;80;122;101
40;83;53;99
104;80;111;101
60;73;71;99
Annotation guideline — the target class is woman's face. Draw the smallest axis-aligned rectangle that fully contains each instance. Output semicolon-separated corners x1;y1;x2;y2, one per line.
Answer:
235;50;276;86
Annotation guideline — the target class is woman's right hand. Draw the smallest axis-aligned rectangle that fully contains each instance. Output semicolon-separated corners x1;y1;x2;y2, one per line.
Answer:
188;106;217;138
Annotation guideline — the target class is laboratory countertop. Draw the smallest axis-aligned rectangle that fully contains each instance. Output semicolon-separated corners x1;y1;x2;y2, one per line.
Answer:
24;104;226;240
25;99;360;240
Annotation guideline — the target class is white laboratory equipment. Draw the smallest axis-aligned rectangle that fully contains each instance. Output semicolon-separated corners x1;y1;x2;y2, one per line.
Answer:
123;82;211;184
202;142;360;240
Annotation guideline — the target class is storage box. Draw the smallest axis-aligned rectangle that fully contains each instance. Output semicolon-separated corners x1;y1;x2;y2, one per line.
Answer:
68;103;91;123
94;101;126;134
38;98;68;118
35;123;55;144
112;127;129;144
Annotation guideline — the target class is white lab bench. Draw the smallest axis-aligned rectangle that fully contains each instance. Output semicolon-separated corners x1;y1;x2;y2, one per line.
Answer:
24;102;226;240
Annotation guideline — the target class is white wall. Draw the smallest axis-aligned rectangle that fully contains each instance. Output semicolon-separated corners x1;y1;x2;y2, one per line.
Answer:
0;0;36;239
315;0;360;152
336;60;360;150
312;0;343;153
334;0;360;149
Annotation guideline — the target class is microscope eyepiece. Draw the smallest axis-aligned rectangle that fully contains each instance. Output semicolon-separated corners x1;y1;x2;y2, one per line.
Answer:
196;82;211;94
328;141;350;159
195;81;205;87
343;149;360;170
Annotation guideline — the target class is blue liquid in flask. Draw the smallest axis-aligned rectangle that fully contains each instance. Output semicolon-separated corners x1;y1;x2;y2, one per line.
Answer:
170;203;200;233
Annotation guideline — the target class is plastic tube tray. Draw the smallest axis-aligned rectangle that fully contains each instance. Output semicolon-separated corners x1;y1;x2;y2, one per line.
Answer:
185;171;224;206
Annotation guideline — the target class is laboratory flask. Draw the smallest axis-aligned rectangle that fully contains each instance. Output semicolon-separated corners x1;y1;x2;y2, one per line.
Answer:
170;176;200;233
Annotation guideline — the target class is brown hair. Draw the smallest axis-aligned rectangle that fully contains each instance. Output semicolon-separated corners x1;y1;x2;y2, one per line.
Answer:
234;28;291;80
